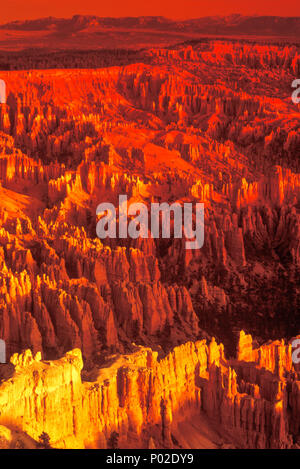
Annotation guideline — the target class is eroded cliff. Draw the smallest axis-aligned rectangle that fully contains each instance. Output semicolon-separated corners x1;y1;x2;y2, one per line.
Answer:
0;331;299;449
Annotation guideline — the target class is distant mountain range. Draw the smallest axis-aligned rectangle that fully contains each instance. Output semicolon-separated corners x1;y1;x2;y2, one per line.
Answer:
2;14;300;35
0;15;299;51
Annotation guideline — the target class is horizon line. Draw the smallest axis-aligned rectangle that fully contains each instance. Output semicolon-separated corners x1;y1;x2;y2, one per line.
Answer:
2;13;300;25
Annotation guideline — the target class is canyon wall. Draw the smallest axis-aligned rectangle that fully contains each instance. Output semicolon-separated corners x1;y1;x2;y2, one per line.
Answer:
0;332;299;449
0;42;299;450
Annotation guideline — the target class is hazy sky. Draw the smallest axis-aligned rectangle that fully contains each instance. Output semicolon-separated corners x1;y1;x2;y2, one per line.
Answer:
2;0;300;23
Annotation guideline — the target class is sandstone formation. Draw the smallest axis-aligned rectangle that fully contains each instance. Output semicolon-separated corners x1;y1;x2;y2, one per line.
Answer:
0;332;299;449
0;39;299;449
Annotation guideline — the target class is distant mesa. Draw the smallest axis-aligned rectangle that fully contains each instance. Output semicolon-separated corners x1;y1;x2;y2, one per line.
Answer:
0;15;299;52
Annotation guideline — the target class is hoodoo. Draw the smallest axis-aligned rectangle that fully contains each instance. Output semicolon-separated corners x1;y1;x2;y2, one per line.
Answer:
0;19;299;450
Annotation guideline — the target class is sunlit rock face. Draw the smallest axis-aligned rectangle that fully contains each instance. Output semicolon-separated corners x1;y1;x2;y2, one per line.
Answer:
0;333;299;449
0;38;299;449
